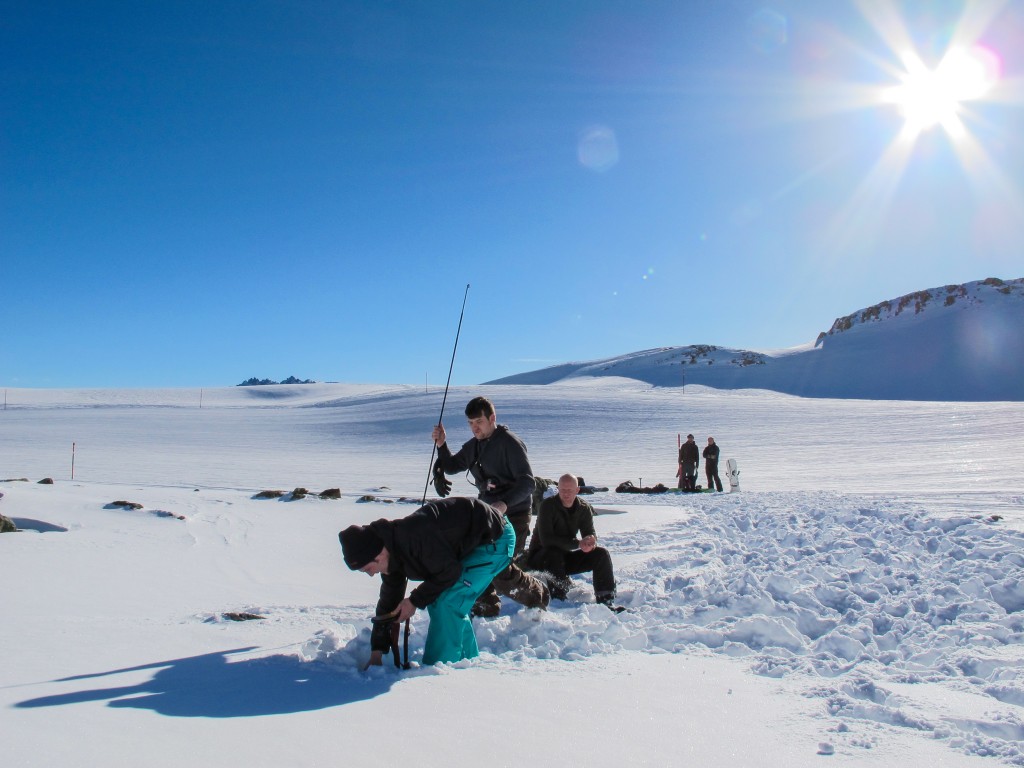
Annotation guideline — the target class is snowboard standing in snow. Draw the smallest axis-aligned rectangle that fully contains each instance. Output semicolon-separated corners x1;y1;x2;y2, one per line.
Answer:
726;458;740;492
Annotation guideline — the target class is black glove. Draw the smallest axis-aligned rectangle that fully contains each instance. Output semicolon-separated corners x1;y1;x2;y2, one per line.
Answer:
432;459;452;498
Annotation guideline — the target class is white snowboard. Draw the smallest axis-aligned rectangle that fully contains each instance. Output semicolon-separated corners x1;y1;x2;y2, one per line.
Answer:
726;458;740;492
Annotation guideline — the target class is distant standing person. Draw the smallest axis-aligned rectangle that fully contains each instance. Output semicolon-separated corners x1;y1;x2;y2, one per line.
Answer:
432;396;549;616
703;436;723;492
678;434;699;491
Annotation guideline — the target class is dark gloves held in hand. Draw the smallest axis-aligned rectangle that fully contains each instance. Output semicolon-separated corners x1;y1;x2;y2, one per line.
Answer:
432;459;452;498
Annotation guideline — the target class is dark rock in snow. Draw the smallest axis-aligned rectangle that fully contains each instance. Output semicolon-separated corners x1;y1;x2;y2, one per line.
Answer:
253;490;286;499
153;510;186;521
222;612;265;621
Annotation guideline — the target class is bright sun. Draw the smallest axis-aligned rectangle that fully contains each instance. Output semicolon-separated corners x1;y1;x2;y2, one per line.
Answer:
883;46;1000;138
817;3;1019;256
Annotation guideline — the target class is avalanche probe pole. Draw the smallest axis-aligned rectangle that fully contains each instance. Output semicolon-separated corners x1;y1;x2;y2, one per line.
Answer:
401;283;469;671
676;432;681;484
420;283;470;505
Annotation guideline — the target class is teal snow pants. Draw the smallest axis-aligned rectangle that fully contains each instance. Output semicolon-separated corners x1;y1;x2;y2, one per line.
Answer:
422;519;515;665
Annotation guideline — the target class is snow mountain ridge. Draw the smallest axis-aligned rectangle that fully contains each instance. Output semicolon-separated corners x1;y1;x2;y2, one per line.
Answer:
486;277;1024;401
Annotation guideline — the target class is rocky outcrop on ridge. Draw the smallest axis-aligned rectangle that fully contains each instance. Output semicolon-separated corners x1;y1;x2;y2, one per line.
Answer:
485;277;1024;401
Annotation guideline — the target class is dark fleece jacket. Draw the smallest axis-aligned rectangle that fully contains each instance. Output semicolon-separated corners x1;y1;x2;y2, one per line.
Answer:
679;441;699;466
436;424;534;516
533;495;597;553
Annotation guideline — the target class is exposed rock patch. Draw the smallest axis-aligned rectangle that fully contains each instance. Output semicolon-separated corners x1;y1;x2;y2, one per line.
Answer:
254;490;286;499
222;612;265;622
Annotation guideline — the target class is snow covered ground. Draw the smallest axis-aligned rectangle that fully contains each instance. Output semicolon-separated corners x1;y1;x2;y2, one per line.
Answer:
3;381;1023;767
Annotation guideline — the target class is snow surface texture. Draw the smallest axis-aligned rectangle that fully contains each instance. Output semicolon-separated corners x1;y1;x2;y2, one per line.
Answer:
486;277;1024;401
3;382;1023;767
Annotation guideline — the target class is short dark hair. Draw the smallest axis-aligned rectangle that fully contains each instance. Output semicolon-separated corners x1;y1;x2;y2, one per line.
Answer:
465;396;495;419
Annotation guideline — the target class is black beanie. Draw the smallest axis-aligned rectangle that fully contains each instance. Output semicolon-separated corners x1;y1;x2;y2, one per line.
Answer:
339;525;384;570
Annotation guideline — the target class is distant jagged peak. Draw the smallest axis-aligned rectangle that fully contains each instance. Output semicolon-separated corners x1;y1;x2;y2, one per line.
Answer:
819;277;1023;343
237;376;317;386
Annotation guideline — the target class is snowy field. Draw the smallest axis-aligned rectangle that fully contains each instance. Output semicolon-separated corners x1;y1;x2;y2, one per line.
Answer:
3;380;1024;767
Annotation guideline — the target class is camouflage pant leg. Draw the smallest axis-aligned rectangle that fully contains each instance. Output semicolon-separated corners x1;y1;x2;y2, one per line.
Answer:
492;561;550;609
473;512;533;615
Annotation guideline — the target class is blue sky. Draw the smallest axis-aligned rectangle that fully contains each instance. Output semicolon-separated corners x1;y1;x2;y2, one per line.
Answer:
3;0;1022;388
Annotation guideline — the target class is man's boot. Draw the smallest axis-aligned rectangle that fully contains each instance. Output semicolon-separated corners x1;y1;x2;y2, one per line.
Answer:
471;585;502;618
546;575;572;601
596;591;626;613
493;563;549;609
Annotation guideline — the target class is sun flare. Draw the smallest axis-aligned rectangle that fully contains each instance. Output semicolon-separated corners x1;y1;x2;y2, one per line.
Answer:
882;46;1001;138
817;1;1023;257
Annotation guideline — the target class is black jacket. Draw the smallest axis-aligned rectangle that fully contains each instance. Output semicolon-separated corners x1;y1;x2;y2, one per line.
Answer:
368;497;505;651
436;424;534;517
533;495;597;553
679;441;699;467
703;443;720;466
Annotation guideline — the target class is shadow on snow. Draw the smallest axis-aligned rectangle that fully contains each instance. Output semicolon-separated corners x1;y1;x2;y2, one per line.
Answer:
15;647;392;717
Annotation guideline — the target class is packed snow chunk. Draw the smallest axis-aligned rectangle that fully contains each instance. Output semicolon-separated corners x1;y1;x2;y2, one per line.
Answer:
723;615;806;652
649;623;728;652
763;573;800;602
598;616;648;650
813;630;867;662
990;579;1024;613
298;627;359;666
984;684;1024;706
749;650;805;677
792;608;839;641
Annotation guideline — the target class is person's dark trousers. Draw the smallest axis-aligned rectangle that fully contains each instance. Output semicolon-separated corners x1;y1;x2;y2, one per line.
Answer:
682;462;697;491
706;462;723;491
528;545;615;599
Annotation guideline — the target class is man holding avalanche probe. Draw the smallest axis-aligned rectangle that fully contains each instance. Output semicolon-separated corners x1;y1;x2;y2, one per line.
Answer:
431;396;549;616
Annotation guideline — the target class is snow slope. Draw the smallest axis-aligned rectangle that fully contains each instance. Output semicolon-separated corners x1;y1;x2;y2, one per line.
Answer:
3;382;1024;767
486;278;1024;401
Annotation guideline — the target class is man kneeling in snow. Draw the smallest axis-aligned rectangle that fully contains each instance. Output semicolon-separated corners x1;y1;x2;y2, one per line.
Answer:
339;496;516;667
525;473;619;609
